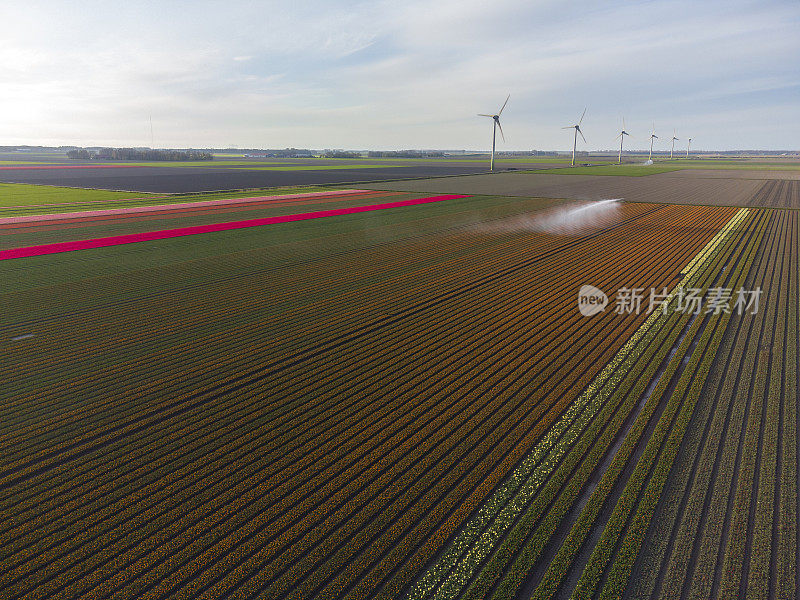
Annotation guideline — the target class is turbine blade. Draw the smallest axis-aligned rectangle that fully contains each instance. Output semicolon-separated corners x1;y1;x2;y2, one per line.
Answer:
578;127;586;143
561;126;574;129
497;120;505;142
498;94;510;115
477;114;493;117
579;107;587;126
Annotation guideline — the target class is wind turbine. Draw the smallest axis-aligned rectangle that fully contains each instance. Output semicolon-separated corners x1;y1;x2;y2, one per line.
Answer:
648;124;658;161
478;94;510;172
562;108;587;166
670;130;679;159
686;137;692;158
616;118;630;165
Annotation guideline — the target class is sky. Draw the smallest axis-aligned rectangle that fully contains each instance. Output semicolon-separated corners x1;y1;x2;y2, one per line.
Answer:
1;0;798;151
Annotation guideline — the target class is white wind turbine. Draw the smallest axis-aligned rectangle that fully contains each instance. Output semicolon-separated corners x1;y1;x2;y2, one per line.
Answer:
616;118;630;165
648;124;658;161
563;108;587;166
478;94;510;172
686;137;692;158
670;130;680;159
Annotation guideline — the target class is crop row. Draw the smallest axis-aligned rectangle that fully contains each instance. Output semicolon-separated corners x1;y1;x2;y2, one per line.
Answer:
631;209;796;600
1;200;676;592
1;202;732;600
3;207;668;600
1;195;567;435
625;210;783;599
1;195;570;468
719;210;792;599
1;199;656;528
0;190;399;250
70;206;688;600
454;208;756;600
570;209;769;600
280;209;736;593
404;206;749;600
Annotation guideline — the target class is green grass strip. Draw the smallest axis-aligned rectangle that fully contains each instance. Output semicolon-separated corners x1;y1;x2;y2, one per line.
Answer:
0;183;145;209
0;185;341;217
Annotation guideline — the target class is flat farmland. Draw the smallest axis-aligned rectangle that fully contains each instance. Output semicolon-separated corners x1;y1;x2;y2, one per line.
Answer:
0;163;486;193
626;209;798;600
0;192;731;598
0;189;414;250
361;171;800;208
1;182;796;600
659;168;800;181
359;172;765;206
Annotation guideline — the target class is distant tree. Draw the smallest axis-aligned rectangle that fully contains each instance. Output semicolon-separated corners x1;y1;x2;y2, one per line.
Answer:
367;150;445;158
92;148;212;161
66;148;93;159
322;151;362;158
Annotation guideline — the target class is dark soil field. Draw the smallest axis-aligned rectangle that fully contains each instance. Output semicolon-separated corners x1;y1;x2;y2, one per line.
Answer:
361;171;800;208
0;164;487;193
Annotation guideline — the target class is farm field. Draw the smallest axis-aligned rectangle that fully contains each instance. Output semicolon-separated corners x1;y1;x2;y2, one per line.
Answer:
361;171;800;209
530;165;684;176
0;184;348;217
360;172;767;207
1;175;797;600
0;182;152;208
0;155;528;193
0;189;413;250
626;208;798;600
659;168;800;181
0;162;486;193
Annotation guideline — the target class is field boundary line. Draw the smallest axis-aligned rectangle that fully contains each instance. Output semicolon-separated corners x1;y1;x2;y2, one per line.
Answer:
0;189;370;223
0;194;470;260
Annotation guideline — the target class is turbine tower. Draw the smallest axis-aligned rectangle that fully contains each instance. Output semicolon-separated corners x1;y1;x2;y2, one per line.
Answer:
616;118;630;165
670;130;679;159
686;137;692;158
562;108;587;166
648;124;658;161
478;94;510;172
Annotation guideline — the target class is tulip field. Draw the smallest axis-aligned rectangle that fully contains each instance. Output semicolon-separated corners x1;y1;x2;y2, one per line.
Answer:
1;186;796;600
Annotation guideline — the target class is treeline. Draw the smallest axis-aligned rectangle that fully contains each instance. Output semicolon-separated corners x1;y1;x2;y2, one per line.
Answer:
366;150;446;158
66;148;213;161
320;150;448;159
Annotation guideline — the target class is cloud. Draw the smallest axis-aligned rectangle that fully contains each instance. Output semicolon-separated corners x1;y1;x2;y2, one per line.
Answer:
0;0;798;149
